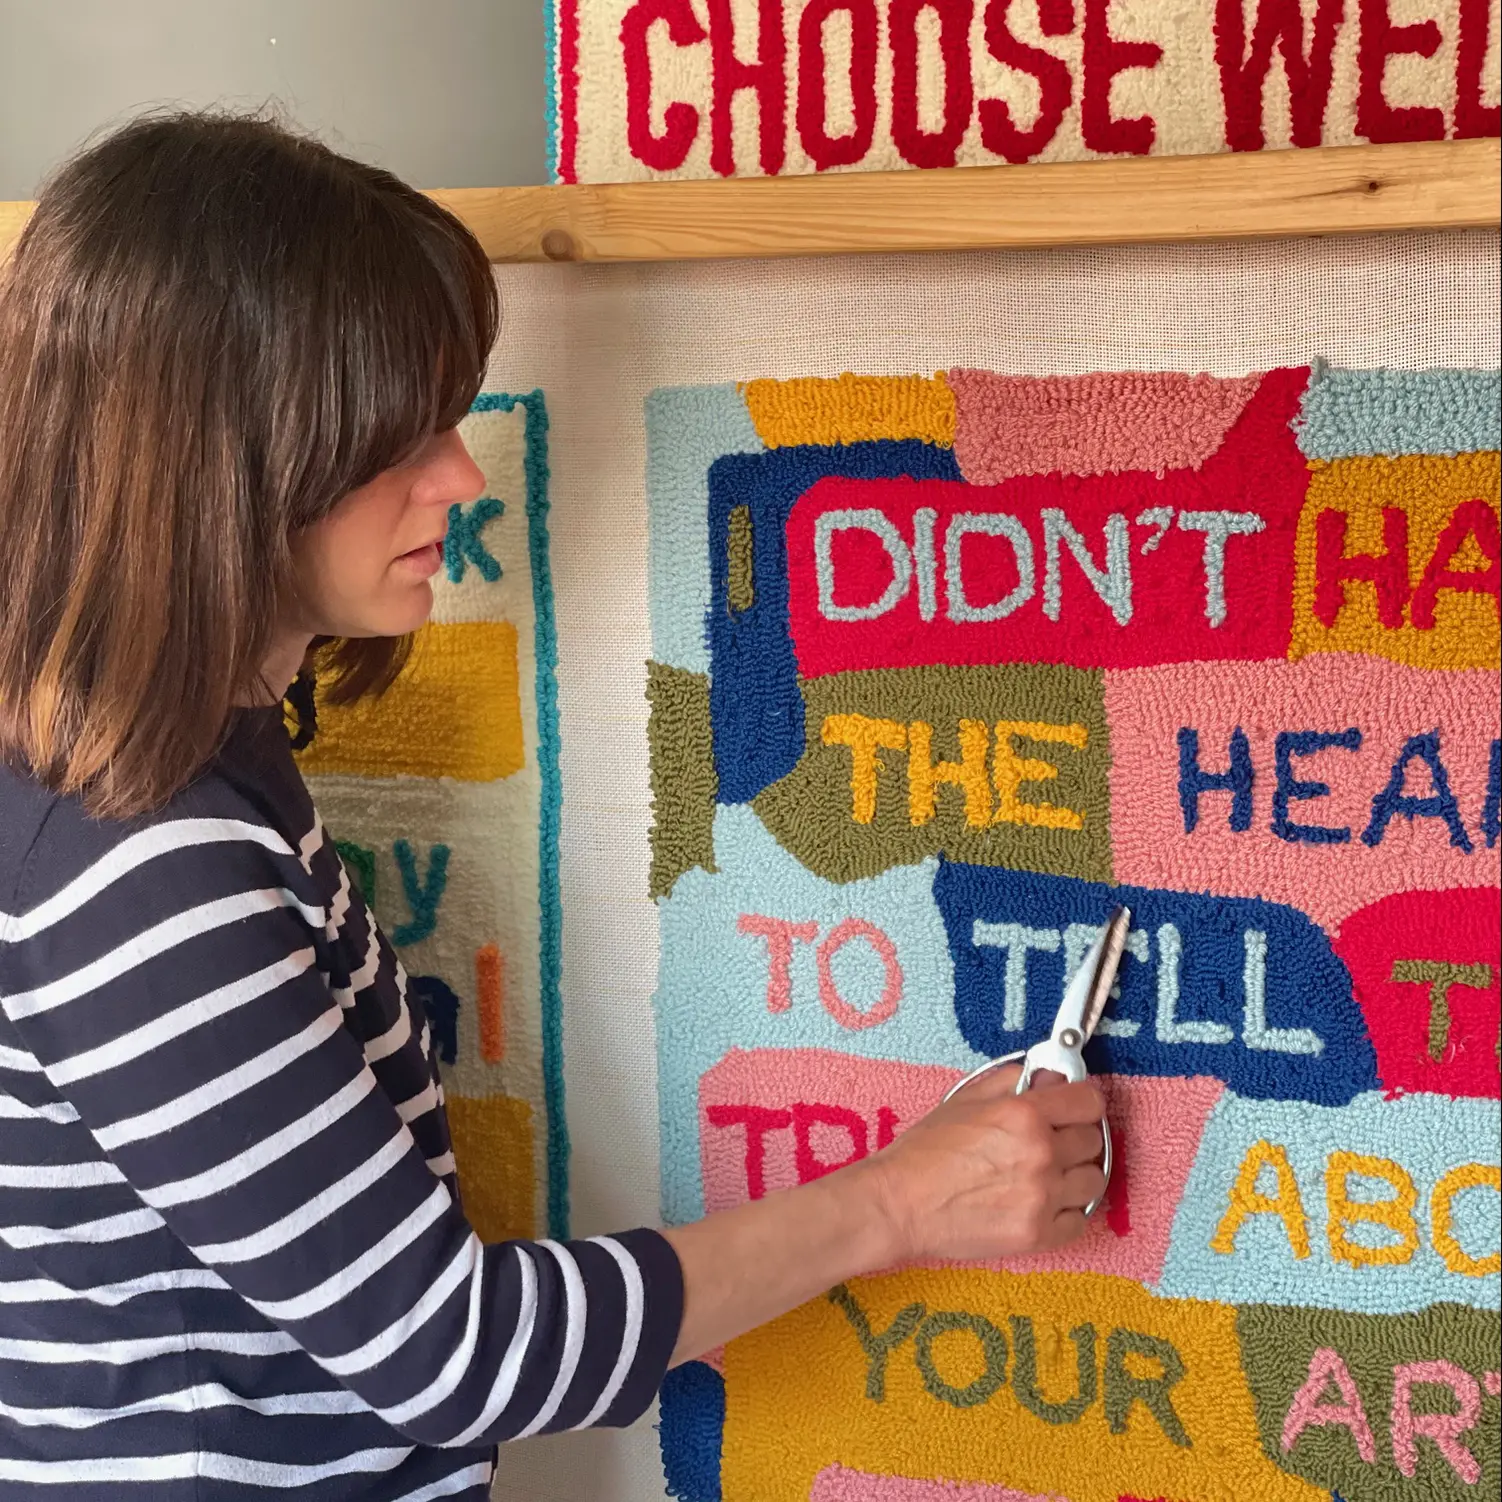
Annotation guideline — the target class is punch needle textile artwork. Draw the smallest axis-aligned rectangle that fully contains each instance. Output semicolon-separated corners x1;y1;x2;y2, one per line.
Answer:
645;365;1502;1501
546;0;1501;184
294;392;569;1242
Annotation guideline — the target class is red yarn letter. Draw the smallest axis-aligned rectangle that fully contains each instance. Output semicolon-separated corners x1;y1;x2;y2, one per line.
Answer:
708;0;788;176
797;0;880;168
1314;506;1411;628
1356;0;1444;142
979;0;1076;163
1410;499;1501;629
792;1102;870;1183
889;0;977;168
1081;0;1164;155
1214;0;1345;151
1456;0;1501;139
706;1104;792;1199
622;0;708;171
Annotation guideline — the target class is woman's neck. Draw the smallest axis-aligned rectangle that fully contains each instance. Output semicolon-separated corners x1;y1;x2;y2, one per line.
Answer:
240;631;314;707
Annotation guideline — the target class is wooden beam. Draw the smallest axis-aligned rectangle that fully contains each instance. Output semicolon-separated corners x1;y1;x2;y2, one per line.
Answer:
5;138;1496;268
0;199;32;263
433;139;1499;263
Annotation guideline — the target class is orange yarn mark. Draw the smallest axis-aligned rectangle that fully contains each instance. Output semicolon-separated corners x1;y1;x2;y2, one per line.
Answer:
1325;1150;1420;1268
1210;1139;1311;1260
476;944;505;1064
1431;1162;1502;1277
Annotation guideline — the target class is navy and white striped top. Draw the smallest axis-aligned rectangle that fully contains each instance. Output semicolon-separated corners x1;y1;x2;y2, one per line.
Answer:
0;706;682;1499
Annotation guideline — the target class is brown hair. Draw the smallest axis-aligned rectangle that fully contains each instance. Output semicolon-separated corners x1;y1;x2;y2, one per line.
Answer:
0;109;498;817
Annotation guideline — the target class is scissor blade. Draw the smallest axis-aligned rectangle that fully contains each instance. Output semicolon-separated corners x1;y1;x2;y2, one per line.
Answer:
1055;906;1133;1045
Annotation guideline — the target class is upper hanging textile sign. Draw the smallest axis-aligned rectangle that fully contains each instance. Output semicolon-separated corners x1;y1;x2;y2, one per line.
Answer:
545;0;1501;183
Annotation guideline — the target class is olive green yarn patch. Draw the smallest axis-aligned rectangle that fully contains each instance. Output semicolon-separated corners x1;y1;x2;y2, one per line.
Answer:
647;661;719;898
753;663;1111;885
1237;1301;1499;1498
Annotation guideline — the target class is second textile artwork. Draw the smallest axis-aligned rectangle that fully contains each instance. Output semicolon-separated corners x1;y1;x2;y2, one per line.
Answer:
295;393;569;1245
646;364;1501;1500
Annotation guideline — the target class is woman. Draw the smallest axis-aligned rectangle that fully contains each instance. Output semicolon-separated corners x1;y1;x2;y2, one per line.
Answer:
0;113;1106;1500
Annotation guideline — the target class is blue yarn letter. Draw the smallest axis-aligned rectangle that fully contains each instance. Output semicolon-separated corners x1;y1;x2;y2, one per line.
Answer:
1483;739;1500;850
1272;729;1362;844
1361;732;1473;852
444;498;504;583
1178;727;1253;834
409;976;461;1064
393;841;451;945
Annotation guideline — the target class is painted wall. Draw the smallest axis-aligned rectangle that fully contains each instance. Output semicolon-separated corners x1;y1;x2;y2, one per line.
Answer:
0;0;547;200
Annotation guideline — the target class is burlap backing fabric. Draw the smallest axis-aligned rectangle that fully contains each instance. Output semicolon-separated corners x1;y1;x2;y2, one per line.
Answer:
483;230;1500;1502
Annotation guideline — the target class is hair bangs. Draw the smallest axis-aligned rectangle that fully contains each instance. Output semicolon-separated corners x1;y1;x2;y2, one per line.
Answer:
314;192;499;519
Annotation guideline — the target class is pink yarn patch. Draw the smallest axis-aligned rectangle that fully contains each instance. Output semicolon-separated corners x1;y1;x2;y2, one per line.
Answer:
699;1048;952;1214
811;1464;1069;1502
1105;656;1501;932
697;1048;1219;1285
948;370;1262;482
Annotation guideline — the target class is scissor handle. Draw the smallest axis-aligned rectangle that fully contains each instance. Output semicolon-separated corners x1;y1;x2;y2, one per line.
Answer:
941;1051;1112;1219
940;1050;1028;1103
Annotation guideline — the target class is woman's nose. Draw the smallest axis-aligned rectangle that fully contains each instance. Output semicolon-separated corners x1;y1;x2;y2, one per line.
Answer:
424;430;487;506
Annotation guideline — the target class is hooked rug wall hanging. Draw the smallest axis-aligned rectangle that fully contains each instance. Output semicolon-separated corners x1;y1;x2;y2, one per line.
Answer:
293;391;570;1244
644;361;1502;1502
546;0;1501;184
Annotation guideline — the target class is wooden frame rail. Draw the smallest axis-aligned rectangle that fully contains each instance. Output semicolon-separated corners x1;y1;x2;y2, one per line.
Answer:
4;138;1497;267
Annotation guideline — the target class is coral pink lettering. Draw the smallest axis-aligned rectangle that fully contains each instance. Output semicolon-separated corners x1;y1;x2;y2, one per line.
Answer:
1283;1347;1497;1481
737;913;903;1028
1282;1347;1378;1462
1391;1360;1484;1482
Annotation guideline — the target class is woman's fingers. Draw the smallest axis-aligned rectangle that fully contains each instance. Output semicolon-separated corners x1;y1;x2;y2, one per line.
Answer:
951;1061;1025;1100
1047;1208;1089;1249
1029;1078;1106;1127
1056;1162;1108;1211
1051;1122;1104;1169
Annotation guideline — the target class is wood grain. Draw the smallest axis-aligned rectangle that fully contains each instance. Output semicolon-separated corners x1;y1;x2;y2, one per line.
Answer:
0;200;33;263
431;139;1499;263
4;139;1497;268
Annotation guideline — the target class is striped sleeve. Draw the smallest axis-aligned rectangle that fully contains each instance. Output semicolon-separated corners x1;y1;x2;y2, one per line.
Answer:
0;812;682;1448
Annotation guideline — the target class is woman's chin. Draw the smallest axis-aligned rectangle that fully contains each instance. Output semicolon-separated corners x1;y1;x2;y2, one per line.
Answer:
345;586;434;640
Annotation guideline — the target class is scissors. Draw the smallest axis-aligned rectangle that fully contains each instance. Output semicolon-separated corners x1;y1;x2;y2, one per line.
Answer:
941;905;1132;1218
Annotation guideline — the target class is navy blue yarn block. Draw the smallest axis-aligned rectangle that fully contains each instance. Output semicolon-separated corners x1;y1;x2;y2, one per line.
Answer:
659;1360;725;1502
706;440;960;805
933;862;1377;1105
409;976;460;1066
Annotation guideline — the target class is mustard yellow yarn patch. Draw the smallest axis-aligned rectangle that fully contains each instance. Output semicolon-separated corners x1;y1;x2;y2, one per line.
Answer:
721;1267;1322;1502
742;373;955;449
443;1092;535;1242
295;621;524;781
1289;453;1500;671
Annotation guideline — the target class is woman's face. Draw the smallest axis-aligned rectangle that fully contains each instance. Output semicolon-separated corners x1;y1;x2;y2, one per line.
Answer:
291;427;485;639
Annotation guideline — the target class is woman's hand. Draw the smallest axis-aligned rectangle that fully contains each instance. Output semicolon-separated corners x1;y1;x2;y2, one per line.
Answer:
663;1064;1108;1365
861;1064;1107;1265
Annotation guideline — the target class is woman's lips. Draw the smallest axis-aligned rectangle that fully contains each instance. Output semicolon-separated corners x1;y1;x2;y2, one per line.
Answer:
395;540;444;577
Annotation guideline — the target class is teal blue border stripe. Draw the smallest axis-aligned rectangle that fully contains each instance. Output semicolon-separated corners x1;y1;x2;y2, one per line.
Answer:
471;390;570;1239
542;0;560;183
